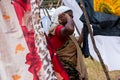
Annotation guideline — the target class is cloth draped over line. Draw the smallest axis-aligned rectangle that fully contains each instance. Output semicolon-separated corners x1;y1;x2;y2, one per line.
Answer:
12;0;43;80
0;0;59;80
80;0;120;36
80;0;120;71
13;0;58;80
0;0;73;80
0;0;32;80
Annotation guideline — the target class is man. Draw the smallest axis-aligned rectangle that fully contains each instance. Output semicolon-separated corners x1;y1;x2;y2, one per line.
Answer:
48;6;88;80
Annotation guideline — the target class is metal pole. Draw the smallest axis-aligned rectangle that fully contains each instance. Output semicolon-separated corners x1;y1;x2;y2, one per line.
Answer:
74;23;81;36
44;8;51;21
42;7;47;16
79;0;111;80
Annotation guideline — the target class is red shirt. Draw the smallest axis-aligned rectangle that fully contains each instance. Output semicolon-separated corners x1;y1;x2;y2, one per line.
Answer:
47;25;70;80
50;25;69;51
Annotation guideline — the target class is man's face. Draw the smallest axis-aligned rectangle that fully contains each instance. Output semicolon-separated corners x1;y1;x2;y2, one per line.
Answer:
58;10;73;25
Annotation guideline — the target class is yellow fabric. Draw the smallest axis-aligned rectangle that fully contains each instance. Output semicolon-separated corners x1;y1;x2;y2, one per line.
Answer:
94;0;120;16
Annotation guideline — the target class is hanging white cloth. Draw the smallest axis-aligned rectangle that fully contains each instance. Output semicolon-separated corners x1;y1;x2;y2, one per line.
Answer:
0;0;32;80
88;35;120;71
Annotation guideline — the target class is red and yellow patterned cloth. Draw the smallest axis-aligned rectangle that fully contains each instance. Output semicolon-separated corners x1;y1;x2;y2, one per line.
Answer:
94;0;120;16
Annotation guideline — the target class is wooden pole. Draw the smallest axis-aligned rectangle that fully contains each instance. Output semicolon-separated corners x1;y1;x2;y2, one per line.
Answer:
79;0;111;80
74;23;81;36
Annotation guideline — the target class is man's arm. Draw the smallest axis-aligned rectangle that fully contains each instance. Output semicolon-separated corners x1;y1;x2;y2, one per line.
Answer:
59;13;74;37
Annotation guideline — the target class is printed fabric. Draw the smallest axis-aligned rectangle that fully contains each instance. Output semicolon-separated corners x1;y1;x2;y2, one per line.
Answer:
0;0;32;80
94;0;120;16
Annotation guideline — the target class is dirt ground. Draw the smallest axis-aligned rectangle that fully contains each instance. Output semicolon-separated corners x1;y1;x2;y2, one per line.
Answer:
84;57;120;80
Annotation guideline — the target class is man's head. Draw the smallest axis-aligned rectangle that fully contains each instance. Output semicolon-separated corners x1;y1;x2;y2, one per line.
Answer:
58;10;73;25
51;6;73;26
49;6;73;35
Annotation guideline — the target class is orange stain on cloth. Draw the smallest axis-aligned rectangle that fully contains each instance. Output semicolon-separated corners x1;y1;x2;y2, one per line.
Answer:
12;74;21;80
15;44;25;54
3;14;10;20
